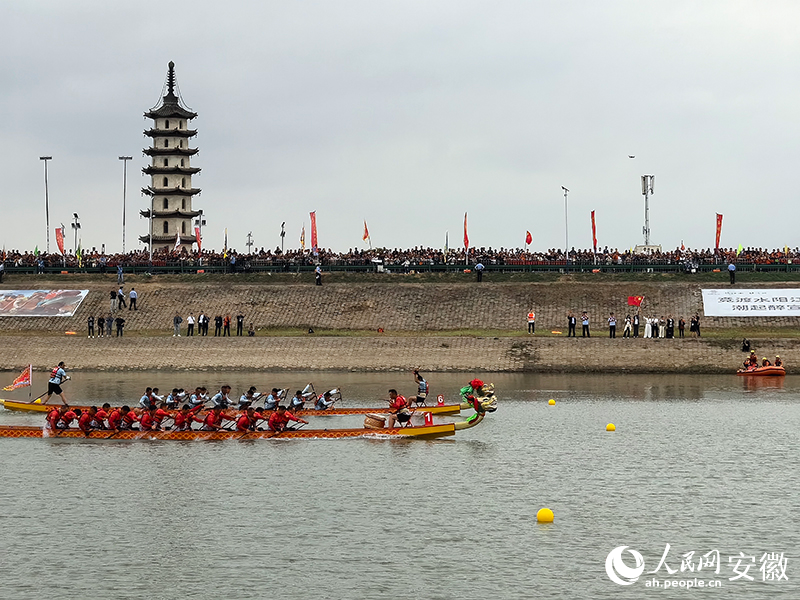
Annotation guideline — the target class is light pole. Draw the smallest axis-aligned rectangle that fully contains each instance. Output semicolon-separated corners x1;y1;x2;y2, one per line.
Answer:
246;232;253;254
561;186;569;266
71;213;81;254
641;175;655;245
40;157;52;253
119;156;132;253
280;222;285;254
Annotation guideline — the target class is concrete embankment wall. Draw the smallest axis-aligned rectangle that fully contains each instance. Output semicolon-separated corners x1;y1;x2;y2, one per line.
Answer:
0;335;795;374
1;278;799;333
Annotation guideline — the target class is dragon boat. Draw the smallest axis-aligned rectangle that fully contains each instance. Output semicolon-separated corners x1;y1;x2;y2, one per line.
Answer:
736;366;786;377
0;398;463;416
0;398;495;442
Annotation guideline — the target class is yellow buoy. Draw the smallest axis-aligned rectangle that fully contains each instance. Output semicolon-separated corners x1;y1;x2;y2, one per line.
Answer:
536;507;554;523
548;399;555;406
606;423;616;431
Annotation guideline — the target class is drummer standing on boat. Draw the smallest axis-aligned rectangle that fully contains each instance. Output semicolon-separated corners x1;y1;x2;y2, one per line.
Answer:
42;361;69;406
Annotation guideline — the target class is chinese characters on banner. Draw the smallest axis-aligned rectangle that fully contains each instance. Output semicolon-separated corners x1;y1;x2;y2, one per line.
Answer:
702;289;800;316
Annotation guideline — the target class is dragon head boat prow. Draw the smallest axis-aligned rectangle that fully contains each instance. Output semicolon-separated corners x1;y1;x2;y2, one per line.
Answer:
459;380;498;413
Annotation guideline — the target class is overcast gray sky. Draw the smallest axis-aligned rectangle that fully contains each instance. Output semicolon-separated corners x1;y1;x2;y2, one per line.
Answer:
2;1;799;255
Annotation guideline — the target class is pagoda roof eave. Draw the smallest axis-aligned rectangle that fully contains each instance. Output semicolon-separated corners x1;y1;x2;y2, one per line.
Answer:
142;166;202;175
143;147;199;157
144;128;198;138
139;234;196;243
144;106;197;120
141;187;201;197
139;209;200;219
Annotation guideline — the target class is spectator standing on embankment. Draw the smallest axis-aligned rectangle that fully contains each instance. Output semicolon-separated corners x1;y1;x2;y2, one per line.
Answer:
527;310;535;334
97;312;105;338
109;289;117;312
129;288;138;310
117;265;123;284
633;312;640;338
186;314;195;336
173;313;182;337
87;315;94;338
567;312;576;337
223;314;231;336
608;313;616;338
236;313;244;336
214;315;223;336
728;262;736;284
475;261;484;282
117;287;127;309
315;265;322;286
115;315;125;337
581;312;590;337
105;314;112;336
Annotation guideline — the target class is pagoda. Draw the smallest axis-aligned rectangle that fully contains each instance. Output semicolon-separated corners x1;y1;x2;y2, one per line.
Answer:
140;61;201;252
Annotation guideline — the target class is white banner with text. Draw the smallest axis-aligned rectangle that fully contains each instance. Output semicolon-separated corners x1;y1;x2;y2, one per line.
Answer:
702;289;800;317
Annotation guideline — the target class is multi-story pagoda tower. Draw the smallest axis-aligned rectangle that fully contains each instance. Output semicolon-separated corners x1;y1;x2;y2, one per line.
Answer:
140;61;201;252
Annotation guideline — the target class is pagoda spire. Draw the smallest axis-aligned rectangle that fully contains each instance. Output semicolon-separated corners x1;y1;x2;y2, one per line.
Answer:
166;61;176;96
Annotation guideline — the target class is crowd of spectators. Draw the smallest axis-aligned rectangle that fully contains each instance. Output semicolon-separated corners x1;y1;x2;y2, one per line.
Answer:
4;245;800;271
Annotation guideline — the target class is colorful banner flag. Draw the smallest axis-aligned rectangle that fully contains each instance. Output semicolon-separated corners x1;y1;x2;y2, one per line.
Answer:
34;246;39;258
362;220;370;242
715;214;723;250
525;231;532;245
174;233;181;252
76;243;82;267
463;213;469;249
681;240;685;251
55;227;65;255
310;211;318;255
785;245;789;256
223;228;228;259
627;295;644;307
3;365;32;391
194;226;202;252
444;232;449;257
591;210;597;254
737;244;743;256
300;226;306;250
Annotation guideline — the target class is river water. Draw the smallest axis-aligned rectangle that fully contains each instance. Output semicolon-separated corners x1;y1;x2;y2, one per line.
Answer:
0;372;798;599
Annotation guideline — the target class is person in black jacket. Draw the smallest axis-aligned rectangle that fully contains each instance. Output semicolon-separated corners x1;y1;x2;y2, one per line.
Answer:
633;312;640;338
567;312;577;337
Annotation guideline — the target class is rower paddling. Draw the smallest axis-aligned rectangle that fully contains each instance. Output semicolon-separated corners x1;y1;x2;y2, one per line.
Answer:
267;405;308;432
386;389;413;428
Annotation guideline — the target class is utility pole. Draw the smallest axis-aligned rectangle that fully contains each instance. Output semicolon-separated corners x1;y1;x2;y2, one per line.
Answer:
119;156;132;253
71;213;81;254
562;186;569;253
40;156;52;253
641;175;655;245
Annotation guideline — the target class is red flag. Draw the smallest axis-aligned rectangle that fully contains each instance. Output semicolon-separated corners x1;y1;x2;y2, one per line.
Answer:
55;227;65;255
463;213;469;249
715;214;723;249
525;231;532;245
362;220;369;242
4;365;32;391
681;240;685;251
591;210;597;253
627;295;644;307
194;226;202;252
310;211;318;254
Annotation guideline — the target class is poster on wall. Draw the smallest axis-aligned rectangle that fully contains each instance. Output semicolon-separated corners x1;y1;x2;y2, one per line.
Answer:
0;290;89;317
701;288;800;317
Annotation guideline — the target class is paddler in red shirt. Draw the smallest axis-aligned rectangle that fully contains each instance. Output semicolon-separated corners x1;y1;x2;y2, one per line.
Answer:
107;406;123;431
120;405;139;430
173;404;204;431
236;407;258;432
46;405;66;430
91;403;111;429
201;405;236;431
153;403;171;430
140;407;156;431
59;408;80;429
267;405;308;432
78;407;96;436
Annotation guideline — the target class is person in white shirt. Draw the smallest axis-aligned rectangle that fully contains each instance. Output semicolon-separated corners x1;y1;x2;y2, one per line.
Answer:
129;288;138;310
186;315;195;336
